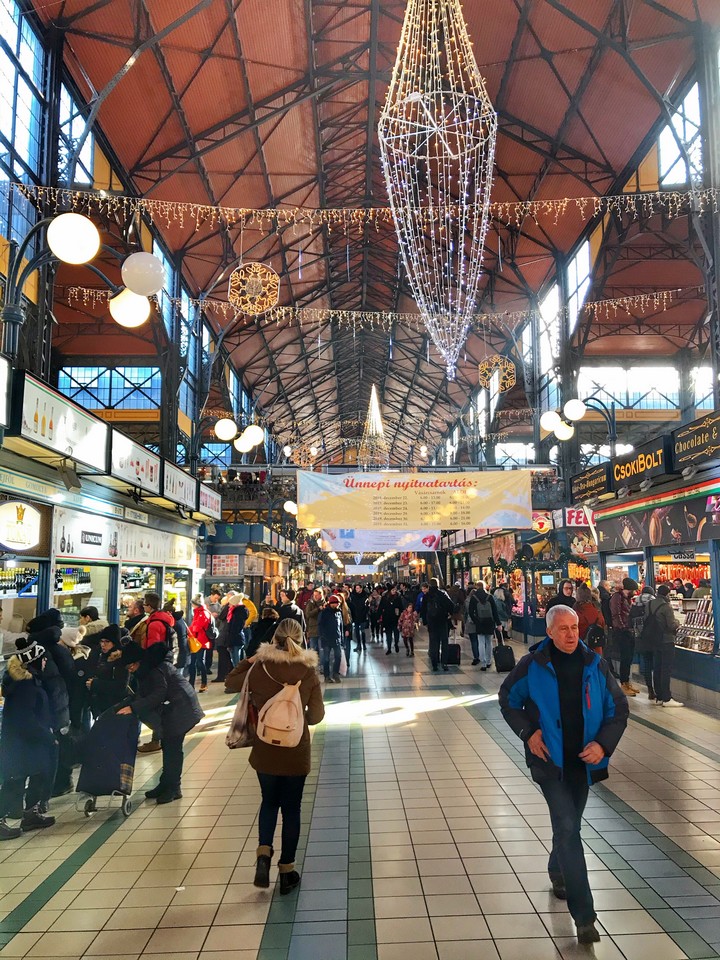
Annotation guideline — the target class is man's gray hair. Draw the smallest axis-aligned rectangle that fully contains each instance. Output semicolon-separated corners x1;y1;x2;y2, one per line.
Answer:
546;604;579;631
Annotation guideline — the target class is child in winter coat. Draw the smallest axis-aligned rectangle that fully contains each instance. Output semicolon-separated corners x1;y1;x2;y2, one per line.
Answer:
398;604;418;656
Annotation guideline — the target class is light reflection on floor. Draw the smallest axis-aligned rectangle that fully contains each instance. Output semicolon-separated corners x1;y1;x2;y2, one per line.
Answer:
323;692;498;727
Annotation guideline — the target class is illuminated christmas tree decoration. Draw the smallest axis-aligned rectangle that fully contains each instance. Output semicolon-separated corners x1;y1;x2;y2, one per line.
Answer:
379;0;497;380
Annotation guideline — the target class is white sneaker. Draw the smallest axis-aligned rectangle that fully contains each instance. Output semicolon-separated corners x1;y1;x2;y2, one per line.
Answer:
661;699;684;707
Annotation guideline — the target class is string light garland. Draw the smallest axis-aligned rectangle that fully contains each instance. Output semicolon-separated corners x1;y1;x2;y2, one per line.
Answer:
10;181;720;234
67;284;702;334
379;0;497;380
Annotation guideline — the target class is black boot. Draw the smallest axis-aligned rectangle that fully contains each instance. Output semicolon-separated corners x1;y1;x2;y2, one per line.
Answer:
279;863;301;895
254;845;273;888
0;819;22;841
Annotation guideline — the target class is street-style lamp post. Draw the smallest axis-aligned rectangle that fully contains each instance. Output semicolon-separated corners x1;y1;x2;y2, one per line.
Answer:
0;212;166;360
540;396;617;460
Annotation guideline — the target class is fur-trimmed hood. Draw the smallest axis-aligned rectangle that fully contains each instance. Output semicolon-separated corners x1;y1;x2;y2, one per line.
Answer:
253;642;318;668
6;655;33;682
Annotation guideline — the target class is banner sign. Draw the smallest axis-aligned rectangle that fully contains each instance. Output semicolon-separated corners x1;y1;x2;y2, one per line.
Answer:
320;529;440;553
299;471;533;531
672;411;720;471
345;565;376;575
198;483;223;520
162;462;198;510
611;436;673;490
569;530;596;557
570;463;611;503
596;492;720;551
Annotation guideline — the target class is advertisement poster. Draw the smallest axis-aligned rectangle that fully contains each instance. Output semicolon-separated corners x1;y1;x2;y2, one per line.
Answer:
320;529;440;553
596;493;720;551
211;554;240;577
492;533;517;564
299;471;532;531
569;530;596;557
198;484;223;520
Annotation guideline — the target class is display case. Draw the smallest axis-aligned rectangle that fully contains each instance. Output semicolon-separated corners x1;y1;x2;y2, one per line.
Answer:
163;567;192;616
0;561;42;648
674;595;715;654
119;566;159;625
54;564;111;626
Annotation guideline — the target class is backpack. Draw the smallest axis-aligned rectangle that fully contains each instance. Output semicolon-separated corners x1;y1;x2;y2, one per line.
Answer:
639;601;660;644
256;665;304;748
630;599;650;639
469;594;495;633
158;618;178;654
426;592;441;621
584;622;605;648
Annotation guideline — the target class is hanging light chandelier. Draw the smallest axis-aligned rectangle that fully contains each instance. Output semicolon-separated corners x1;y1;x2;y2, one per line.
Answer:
379;0;497;380
358;384;389;467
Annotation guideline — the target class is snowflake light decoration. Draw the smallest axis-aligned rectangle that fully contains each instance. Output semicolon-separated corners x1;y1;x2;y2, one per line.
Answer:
478;355;516;392
379;0;497;380
228;262;280;315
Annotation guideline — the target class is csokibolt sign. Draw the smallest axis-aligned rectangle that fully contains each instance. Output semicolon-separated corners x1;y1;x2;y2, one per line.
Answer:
611;436;674;490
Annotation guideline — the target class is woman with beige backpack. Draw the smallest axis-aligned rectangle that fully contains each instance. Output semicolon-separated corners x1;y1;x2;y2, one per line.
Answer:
225;618;324;894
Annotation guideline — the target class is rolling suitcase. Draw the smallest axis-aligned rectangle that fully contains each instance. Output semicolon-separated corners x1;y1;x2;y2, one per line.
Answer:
493;635;516;673
442;642;461;666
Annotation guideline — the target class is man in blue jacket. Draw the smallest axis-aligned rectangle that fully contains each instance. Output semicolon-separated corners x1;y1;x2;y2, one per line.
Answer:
499;604;628;945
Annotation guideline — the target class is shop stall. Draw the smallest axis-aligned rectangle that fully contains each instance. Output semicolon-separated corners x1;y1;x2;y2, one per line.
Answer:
586;410;720;705
0;497;52;655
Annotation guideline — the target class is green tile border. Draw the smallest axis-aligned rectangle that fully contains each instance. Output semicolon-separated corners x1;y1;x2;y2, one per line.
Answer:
257;726;326;957
0;723;210;948
348;725;376;960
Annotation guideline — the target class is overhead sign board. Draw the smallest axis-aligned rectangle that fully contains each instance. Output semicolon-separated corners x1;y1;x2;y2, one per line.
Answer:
162;462;198;511
11;373;109;472
110;431;161;494
198;483;223;520
672;411;720;472
570;463;611;503
611;436;673;490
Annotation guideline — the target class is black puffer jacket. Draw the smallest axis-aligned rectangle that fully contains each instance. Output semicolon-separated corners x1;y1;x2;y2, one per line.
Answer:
90;648;130;715
120;644;204;738
348;590;369;624
24;626;72;732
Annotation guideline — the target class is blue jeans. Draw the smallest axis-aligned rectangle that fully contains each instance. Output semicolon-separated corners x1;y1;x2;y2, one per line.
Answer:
472;633;493;666
188;650;207;687
229;644;243;667
322;643;341;679
257;772;307;865
540;769;595;926
353;621;367;648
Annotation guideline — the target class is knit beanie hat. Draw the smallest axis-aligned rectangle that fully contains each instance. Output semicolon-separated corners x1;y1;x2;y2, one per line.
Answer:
622;578;639;592
657;584;672;597
120;641;144;666
15;637;45;666
97;623;122;645
27;608;64;634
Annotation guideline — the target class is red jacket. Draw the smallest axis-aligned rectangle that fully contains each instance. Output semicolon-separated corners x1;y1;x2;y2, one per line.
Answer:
145;610;175;648
190;606;213;650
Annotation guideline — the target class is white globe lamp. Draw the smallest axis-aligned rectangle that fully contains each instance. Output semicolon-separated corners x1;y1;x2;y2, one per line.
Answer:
234;434;254;453
282;445;293;457
243;424;265;447
563;398;587;422
554;421;575;441
539;410;562;432
283;500;298;516
47;213;100;264
121;252;166;297
309;445;318;457
109;289;151;328
214;418;238;442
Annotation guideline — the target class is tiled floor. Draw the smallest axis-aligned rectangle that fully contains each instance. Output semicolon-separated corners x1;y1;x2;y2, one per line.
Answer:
3;629;720;958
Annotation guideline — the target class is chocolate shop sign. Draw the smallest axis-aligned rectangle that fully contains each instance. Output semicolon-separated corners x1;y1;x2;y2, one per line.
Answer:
612;437;672;489
672;411;720;471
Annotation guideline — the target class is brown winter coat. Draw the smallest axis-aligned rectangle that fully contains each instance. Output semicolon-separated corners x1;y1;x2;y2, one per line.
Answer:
225;642;324;776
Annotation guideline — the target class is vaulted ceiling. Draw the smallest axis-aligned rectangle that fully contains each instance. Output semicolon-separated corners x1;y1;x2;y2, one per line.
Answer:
40;0;720;461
